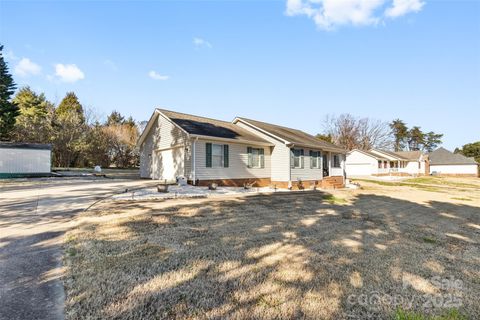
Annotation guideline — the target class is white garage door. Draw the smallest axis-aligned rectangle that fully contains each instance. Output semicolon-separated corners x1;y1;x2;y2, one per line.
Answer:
153;147;184;181
345;164;372;176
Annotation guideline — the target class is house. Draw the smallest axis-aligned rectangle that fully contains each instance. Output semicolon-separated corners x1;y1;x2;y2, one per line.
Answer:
345;148;427;176
137;109;347;189
428;147;479;177
0;143;52;178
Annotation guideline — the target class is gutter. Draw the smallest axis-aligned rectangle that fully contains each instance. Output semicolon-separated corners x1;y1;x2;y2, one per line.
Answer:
189;134;273;147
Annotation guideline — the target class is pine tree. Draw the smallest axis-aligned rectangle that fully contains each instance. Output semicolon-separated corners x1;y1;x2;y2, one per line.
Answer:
423;131;443;152
408;126;424;151
389;119;408;151
56;92;85;122
106;110;125;126
12;87;54;143
0;45;19;140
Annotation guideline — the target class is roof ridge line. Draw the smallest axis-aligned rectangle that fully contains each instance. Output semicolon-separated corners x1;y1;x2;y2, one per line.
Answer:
157;108;233;125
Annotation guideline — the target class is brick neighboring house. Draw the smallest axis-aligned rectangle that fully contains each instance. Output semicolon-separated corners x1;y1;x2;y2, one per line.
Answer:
137;109;346;189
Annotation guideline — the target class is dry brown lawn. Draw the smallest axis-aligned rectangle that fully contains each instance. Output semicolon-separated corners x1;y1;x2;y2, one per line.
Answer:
64;177;480;319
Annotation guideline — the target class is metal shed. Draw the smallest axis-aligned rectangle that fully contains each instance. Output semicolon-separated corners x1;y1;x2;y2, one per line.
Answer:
0;143;52;178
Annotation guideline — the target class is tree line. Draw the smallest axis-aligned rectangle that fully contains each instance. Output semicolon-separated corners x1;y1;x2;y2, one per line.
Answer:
0;45;140;168
317;114;444;153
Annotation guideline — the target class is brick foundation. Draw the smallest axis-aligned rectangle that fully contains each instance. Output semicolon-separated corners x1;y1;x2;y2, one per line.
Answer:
195;178;271;187
191;176;346;189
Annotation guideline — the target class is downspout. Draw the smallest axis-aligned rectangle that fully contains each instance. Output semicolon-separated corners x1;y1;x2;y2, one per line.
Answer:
192;137;198;185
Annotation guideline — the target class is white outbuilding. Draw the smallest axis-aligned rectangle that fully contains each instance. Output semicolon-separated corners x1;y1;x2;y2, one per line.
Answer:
0;143;52;178
428;147;478;177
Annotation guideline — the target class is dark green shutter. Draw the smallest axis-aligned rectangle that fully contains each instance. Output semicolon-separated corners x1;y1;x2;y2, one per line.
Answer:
247;147;252;168
260;148;265;168
300;149;304;168
206;143;212;167
309;150;313;169
290;149;295;169
223;144;229;167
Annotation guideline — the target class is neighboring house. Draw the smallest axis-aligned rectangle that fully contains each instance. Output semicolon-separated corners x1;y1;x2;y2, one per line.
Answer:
345;148;427;176
0;143;52;178
428;147;479;177
137;109;347;188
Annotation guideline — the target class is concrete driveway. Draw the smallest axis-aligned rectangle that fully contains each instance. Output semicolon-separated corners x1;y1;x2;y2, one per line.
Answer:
0;177;155;320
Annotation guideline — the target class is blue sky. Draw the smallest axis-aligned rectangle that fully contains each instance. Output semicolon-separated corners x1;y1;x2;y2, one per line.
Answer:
1;0;479;150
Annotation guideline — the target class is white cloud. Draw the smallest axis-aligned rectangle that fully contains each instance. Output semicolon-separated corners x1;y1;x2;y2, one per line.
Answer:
15;58;42;77
385;0;425;18
286;0;425;30
4;49;18;61
148;70;169;81
193;37;212;48
54;64;85;83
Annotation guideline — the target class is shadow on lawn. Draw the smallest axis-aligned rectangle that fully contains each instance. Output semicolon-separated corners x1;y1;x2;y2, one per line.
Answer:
65;192;480;319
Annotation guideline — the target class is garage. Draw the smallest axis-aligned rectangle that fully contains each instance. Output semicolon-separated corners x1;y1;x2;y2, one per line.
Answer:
152;146;184;181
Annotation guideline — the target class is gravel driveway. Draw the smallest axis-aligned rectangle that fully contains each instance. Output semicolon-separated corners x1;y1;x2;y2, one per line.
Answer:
0;178;155;320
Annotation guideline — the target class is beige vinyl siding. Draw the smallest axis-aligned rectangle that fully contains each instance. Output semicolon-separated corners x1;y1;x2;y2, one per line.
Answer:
194;139;271;180
234;121;290;181
290;148;324;181
139;114;189;179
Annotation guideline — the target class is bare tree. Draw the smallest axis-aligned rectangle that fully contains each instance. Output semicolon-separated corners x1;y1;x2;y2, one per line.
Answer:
321;114;392;151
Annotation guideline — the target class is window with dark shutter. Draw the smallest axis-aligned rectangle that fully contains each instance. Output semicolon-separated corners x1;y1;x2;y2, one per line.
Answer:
223;144;229;168
247;147;253;168
206;143;212;167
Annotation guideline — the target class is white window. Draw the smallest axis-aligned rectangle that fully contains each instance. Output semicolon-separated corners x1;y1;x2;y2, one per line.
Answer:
212;144;224;167
247;147;264;168
332;154;341;168
311;151;321;168
292;149;303;168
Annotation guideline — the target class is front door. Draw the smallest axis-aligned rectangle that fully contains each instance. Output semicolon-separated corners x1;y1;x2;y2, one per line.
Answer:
322;154;329;177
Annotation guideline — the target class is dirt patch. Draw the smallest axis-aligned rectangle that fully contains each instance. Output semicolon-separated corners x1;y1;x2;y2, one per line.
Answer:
64;182;480;319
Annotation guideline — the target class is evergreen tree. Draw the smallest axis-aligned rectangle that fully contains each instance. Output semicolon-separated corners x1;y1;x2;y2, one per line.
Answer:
12;87;54;143
106;110;125;126
315;133;333;144
52;92;87;167
408;126;424;151
0;45;19;140
455;141;480;163
389;119;408;151
56;92;85;122
423;131;443;152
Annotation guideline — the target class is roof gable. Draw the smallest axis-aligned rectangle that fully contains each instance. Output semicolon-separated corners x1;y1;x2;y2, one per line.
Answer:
234;117;345;153
428;147;477;165
157;109;270;144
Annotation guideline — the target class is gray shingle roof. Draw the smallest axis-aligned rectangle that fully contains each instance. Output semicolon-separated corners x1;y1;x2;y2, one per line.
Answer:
428;147;477;165
158;109;271;144
236;117;346;153
0;142;52;150
394;150;422;161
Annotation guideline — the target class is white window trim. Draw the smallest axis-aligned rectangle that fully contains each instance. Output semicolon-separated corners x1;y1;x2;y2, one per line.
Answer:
332;153;341;168
292;149;302;169
250;147;263;169
311;151;321;169
211;144;224;168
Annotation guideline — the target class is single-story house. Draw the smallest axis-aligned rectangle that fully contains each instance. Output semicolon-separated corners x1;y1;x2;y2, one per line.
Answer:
137;109;347;189
428;147;479;177
345;148;427;176
0;142;52;178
